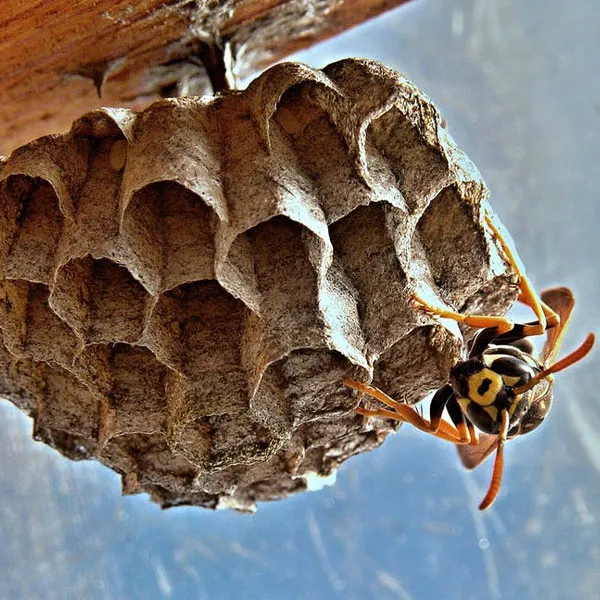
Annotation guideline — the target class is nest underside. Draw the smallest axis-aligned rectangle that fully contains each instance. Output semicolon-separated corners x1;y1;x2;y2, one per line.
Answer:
0;59;516;510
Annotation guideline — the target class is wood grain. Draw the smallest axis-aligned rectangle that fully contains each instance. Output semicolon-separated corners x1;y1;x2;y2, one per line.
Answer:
0;0;412;155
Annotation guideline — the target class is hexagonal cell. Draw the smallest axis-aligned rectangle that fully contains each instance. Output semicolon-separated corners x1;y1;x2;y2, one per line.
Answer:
372;325;462;407
37;364;100;440
242;217;327;371
121;180;217;294
273;84;405;222
253;349;358;431
0;175;63;284
330;203;411;358
146;280;248;400
367;107;450;214
104;344;175;437
32;426;97;462
294;412;391;476
100;433;200;494
51;256;149;344
272;83;336;139
146;486;219;510
68;135;129;251
0;280;81;366
0;342;45;415
415;186;488;304
123;99;225;218
218;92;327;255
168;410;280;472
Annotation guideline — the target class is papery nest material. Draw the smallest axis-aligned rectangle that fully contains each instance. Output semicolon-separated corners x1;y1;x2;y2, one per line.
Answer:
0;59;516;511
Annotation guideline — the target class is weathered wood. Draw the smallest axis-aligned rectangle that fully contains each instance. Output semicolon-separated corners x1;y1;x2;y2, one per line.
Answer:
0;0;412;155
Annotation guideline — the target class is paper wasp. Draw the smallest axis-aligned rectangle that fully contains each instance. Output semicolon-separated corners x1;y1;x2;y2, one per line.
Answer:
344;211;594;510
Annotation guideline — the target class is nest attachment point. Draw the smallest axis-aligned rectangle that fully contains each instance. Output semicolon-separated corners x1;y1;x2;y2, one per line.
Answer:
0;59;516;511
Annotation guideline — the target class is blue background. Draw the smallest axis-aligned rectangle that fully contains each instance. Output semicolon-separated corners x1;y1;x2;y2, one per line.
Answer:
2;1;600;598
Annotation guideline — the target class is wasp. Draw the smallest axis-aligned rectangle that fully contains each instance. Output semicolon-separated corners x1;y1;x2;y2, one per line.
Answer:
344;211;594;510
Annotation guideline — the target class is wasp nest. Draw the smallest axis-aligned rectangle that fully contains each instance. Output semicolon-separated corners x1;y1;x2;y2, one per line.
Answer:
0;59;515;510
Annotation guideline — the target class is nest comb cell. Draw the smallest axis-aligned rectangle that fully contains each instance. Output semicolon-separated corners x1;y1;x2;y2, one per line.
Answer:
0;59;517;511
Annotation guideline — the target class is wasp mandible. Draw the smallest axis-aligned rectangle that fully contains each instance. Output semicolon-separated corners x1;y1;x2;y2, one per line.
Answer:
344;211;595;510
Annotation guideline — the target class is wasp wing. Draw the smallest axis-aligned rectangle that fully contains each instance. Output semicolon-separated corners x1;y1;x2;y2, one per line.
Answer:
456;433;498;470
541;287;575;365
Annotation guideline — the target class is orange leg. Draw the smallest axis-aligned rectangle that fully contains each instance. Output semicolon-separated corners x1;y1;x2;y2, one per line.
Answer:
478;408;509;511
484;211;551;336
344;377;469;445
411;295;514;335
410;211;555;337
466;420;480;447
518;294;560;330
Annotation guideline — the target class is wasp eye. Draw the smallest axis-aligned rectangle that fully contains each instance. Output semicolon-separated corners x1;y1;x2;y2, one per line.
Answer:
486;356;535;389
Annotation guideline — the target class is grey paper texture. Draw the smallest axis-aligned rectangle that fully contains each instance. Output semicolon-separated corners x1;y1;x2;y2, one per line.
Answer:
0;59;515;510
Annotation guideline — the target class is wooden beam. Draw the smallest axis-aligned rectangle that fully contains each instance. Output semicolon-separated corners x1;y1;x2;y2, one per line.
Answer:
0;0;412;155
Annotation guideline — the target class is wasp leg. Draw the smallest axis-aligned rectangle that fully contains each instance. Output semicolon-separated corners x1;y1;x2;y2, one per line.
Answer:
469;326;507;358
427;389;479;446
428;385;472;445
344;377;465;444
519;294;560;330
413;212;558;339
468;319;541;358
484;211;552;337
471;322;544;358
445;393;476;445
411;294;514;335
478;408;509;511
428;385;453;431
466;420;480;446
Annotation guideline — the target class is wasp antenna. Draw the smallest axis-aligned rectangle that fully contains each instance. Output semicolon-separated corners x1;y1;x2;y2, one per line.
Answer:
549;332;595;373
513;332;595;395
478;409;509;511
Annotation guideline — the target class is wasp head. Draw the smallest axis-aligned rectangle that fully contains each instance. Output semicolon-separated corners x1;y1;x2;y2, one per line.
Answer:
449;346;551;437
